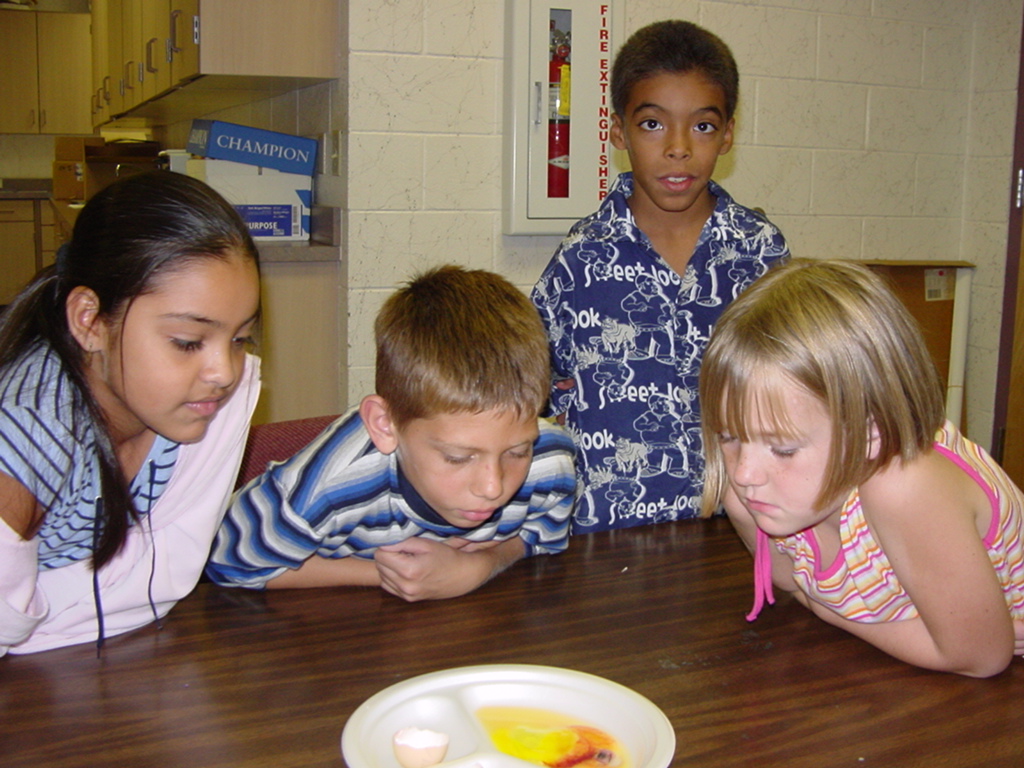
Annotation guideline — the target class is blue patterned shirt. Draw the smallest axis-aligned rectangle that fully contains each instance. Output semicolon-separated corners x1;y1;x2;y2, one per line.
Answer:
531;173;789;532
206;408;578;589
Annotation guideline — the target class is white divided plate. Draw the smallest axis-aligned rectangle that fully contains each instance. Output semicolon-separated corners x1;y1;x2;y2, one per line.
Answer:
341;664;675;768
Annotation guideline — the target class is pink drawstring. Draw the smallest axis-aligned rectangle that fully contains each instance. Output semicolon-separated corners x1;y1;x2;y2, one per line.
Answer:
746;527;775;622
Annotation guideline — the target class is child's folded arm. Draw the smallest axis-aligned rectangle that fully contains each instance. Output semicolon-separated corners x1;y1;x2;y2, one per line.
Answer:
205;454;347;589
0;499;48;654
848;454;1014;677
374;536;524;601
263;553;380;589
802;601;1012;678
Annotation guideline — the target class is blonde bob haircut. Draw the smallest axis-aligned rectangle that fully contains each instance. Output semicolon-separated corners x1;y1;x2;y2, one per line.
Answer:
374;264;550;428
699;259;946;517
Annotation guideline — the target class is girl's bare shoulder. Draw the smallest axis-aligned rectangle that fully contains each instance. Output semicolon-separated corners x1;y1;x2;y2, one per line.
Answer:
859;447;989;535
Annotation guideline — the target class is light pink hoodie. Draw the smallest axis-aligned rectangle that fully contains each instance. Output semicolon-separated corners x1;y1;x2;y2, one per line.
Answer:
0;355;261;655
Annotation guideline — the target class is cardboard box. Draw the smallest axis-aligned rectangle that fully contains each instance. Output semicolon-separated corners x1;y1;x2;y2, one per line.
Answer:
185;158;311;241
53;138;161;201
186;120;318;176
83;161;156;201
52;160;86;201
54;136;105;161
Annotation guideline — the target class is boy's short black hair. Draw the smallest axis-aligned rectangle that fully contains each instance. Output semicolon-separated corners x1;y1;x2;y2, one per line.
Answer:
611;20;739;120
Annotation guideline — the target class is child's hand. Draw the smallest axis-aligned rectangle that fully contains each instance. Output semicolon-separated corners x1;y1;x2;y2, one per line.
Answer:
374;537;523;601
553;379;575;426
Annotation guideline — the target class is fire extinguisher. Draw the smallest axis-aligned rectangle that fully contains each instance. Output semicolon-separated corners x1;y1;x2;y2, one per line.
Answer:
548;33;571;198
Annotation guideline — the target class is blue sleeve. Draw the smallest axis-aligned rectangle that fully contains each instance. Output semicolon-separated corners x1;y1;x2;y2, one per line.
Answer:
205;413;372;589
204;459;327;589
0;402;76;514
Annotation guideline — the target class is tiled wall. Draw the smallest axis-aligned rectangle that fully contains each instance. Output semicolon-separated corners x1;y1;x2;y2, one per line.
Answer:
341;0;1024;451
0;135;56;178
8;0;1021;444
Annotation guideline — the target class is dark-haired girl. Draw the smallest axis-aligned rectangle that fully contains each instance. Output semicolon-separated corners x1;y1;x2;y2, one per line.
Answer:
0;170;261;655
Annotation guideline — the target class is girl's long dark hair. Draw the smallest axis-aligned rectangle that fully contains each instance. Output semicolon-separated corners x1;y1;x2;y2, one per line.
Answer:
0;170;259;569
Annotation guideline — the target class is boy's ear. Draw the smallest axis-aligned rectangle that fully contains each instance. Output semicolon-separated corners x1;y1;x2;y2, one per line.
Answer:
360;394;399;455
719;118;735;156
610;113;628;151
65;286;107;354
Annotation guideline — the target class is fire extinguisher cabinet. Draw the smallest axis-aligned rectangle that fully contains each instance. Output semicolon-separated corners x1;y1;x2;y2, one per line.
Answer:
503;0;625;235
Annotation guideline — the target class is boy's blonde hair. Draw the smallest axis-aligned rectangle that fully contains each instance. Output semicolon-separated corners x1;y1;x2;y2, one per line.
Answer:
699;259;946;517
375;265;550;427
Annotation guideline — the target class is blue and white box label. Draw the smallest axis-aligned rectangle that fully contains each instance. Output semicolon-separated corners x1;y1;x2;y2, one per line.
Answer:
187;119;318;176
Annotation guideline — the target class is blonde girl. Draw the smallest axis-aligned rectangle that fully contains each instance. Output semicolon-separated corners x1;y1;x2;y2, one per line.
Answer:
700;259;1024;677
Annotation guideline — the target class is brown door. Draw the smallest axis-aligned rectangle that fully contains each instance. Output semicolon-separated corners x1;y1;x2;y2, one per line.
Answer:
993;19;1024;483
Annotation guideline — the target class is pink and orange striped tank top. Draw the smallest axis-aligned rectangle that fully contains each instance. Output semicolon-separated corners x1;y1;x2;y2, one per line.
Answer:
747;421;1024;623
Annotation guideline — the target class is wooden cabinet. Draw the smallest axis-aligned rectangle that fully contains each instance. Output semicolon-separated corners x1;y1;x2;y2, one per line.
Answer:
37;13;94;135
168;0;198;86
50;200;78;257
106;0;127;116
0;13;38;134
0;11;92;135
174;0;337;80
90;0;110;127
92;0;125;122
0;198;66;306
0;201;40;306
93;0;340;126
99;0;152;118
39;202;57;269
141;0;172;103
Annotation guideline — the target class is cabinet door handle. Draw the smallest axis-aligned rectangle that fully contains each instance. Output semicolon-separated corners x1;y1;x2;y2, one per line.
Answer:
40;109;46;128
124;61;136;90
102;75;111;102
170;9;182;53
146;37;159;73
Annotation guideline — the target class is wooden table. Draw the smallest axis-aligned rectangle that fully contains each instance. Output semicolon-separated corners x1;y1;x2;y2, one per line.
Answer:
3;517;1022;768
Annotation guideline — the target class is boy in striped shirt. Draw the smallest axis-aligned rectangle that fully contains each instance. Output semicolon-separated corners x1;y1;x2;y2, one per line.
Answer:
207;265;577;601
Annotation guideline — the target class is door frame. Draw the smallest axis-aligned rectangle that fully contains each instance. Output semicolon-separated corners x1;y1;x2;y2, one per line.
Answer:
992;14;1024;478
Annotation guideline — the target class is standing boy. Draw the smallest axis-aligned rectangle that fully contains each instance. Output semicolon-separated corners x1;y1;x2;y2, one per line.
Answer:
532;20;789;532
207;266;577;600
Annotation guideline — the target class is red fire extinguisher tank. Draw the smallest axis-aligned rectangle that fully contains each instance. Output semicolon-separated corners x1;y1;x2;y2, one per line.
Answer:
547;34;570;198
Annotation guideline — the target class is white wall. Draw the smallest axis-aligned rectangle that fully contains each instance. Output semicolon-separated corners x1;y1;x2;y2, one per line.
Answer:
0;135;55;178
12;0;1019;442
339;0;1023;450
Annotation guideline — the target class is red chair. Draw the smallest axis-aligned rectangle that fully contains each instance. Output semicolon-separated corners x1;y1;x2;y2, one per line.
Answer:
236;414;338;488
